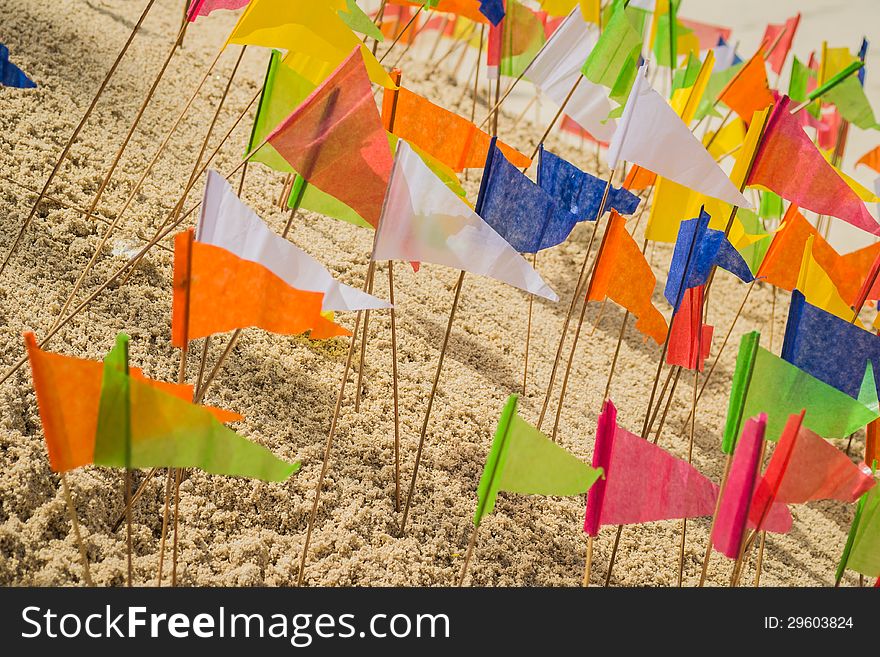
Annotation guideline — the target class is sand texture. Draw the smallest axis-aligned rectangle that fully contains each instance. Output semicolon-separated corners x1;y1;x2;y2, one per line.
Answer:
0;0;866;587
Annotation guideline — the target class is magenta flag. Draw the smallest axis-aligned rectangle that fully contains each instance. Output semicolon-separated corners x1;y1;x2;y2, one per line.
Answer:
187;0;249;21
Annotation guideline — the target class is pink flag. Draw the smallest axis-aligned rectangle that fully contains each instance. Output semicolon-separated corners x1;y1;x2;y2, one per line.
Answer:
749;413;876;530
748;96;880;236
761;13;800;75
583;400;719;536
265;47;393;228
187;0;249;21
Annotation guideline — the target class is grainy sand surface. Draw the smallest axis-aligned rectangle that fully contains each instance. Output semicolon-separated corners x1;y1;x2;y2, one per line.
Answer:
0;0;866;587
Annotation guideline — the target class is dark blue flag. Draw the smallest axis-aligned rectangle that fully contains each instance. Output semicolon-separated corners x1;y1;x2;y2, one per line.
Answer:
858;38;868;86
782;290;880;399
479;0;505;26
1;44;36;88
665;209;754;311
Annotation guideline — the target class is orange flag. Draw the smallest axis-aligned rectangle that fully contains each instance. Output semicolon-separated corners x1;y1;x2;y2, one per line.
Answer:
171;230;349;348
24;333;241;473
265;47;393;228
623;165;656;191
718;53;775;123
857;145;880;174
395;0;489;24
666;286;713;371
382;86;531;172
587;211;668;345
757;204;861;304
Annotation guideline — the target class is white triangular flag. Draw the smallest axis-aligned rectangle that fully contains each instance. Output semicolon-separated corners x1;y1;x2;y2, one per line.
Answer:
197;170;389;312
608;64;753;208
373;142;558;301
524;7;616;141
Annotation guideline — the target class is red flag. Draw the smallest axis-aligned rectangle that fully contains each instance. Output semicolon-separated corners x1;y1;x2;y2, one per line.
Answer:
761;13;801;75
265;47;393;228
748;96;880;236
666;286;713;371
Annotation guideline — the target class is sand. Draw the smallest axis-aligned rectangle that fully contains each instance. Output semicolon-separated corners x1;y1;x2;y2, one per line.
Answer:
0;0;866;587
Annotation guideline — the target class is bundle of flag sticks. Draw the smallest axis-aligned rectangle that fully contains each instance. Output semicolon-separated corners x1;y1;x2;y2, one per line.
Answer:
3;0;880;589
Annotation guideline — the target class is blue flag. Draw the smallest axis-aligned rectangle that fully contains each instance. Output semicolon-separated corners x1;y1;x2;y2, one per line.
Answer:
782;290;880;399
858;38;868;86
664;209;754;311
1;45;36;88
479;0;505;26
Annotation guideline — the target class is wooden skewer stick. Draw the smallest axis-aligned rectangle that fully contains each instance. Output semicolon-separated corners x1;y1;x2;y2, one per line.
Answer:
156;465;174;586
427;16;450;61
0;0;158;278
388;262;402;512
60;473;94;586
457;522;481;586
353;262;377;412
53;44;241;328
590;299;608;336
698;454;734;587
513;94;538;129
371;0;388;54
398;271;467;535
528;75;584;162
426;23;476;78
522;252;537;395
582;535;595;587
753;530;768;587
377;4;426;65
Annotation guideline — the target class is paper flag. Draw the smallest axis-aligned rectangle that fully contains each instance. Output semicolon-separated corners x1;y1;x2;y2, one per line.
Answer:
717;54;775;123
723;331;880;444
524;7;616;141
187;0;249;21
486;0;546;78
198;171;389;313
0;44;36;88
382;85;530;172
665;209;754;312
337;0;384;41
857;145;880;174
782;290;880;400
93;335;298;482
172;230;349;347
24;333;241;473
761;13;800;75
584;399;719;536
373;141;557;300
580;3;642;105
845;484;880;577
796;235;858;324
749;412;875;532
747;96;880;236
474;395;601;525
666;286;713;371
587;211;668;345
609;65;751;209
225;0;393;87
265;47;393;229
479;0;505;25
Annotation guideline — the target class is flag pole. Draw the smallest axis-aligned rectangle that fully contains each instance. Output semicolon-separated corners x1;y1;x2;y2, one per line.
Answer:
650;366;682;444
377;3;426;65
371;0;388;55
582;535;595;587
457;521;481;586
522;252;537;395
51;44;242;329
60;473;94;586
388;261;402;511
697;453;733;586
0;0;158;279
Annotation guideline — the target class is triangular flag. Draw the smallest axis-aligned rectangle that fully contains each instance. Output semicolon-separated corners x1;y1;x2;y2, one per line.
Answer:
747;96;880;236
723;331;880;443
857;145;880;174
583;399;719;536
524;6;616;141
665;209;754;311
479;0;505;25
717;53;775;123
666;286;713;371
608;64;751;208
580;3;643;106
474;395;602;524
749;412;875;532
171;230;349;347
1;44;36;88
587;211;668;345
782;290;880;400
225;0;393;87
198;171;389;313
337;0;384;41
264;47;393;229
844;484;880;577
761;13;800;75
382;85;530;172
93;335;298;481
373;141;558;300
187;0;249;21
486;0;546;78
24;333;241;473
796;235;858;323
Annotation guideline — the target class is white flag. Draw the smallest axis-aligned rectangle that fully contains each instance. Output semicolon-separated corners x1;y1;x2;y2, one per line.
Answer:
373;142;558;301
608;64;753;209
524;7;616;141
197;170;390;312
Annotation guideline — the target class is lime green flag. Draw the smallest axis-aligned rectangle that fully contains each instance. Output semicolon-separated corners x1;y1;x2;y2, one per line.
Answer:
758;191;784;221
581;3;643;105
671;51;701;93
474;395;602;525
499;0;547;78
841;482;880;578
653;0;684;69
338;0;383;42
93;335;299;482
694;63;742;121
735;209;770;275
823;71;878;130
723;332;880;450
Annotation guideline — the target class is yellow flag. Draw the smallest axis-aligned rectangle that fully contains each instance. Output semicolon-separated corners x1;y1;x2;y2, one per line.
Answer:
732;106;772;189
580;0;601;24
670;51;715;123
705;118;746;160
797;235;860;324
226;0;394;88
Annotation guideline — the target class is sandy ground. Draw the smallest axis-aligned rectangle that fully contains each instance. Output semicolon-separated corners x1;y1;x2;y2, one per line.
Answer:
0;0;869;587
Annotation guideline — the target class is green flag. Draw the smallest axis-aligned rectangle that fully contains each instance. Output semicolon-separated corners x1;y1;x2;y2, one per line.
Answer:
843;482;880;578
581;3;643;105
474;395;602;525
671;51;701;93
498;0;546;78
823;72;878;130
93;334;299;482
723;332;880;450
758;191;784;221
694;63;743;121
735;209;770;275
338;0;383;42
653;0;687;69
